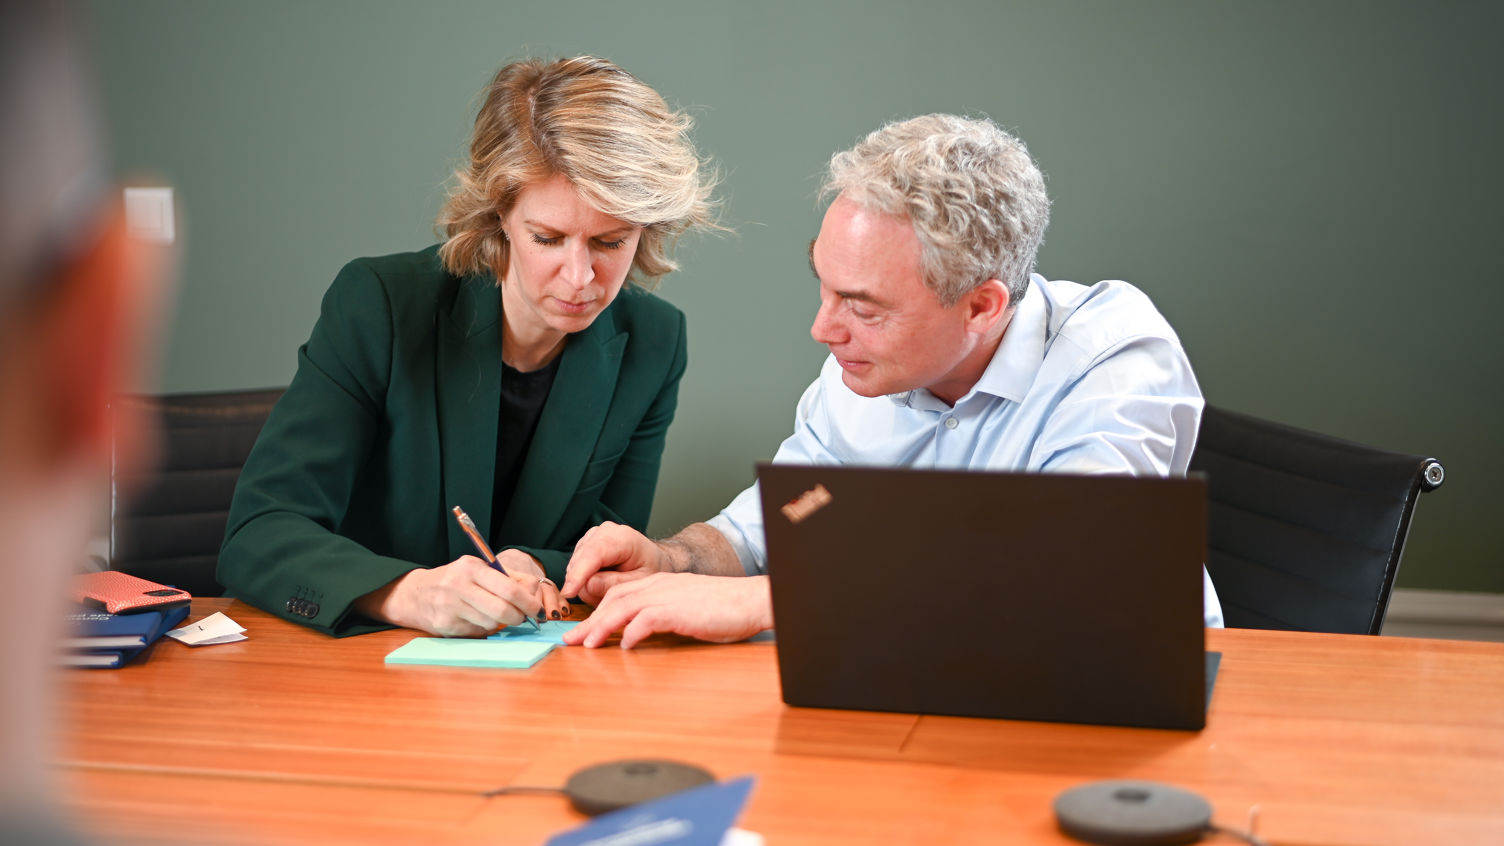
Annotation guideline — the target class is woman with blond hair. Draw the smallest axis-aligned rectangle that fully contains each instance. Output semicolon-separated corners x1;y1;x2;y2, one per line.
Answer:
220;56;717;637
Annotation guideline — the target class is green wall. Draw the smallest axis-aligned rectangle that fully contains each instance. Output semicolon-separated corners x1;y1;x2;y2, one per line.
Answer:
86;0;1504;592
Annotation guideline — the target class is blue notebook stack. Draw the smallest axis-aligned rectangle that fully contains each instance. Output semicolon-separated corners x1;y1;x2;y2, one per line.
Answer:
62;604;190;669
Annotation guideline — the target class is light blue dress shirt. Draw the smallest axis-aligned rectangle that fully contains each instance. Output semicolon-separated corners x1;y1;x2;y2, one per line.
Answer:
708;275;1225;627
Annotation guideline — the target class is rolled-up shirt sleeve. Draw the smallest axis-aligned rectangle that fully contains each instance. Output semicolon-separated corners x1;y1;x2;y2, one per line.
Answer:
705;484;766;576
707;371;841;575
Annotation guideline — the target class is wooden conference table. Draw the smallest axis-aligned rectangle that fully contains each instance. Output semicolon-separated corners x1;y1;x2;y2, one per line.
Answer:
59;598;1504;846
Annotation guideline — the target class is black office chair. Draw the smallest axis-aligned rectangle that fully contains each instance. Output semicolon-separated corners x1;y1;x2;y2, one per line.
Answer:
110;387;285;597
1189;404;1444;635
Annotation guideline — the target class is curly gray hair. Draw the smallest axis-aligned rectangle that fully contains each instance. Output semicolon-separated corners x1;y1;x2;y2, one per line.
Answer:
822;114;1050;307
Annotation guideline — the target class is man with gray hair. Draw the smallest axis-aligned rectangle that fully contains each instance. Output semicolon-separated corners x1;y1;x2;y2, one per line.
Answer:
562;114;1222;646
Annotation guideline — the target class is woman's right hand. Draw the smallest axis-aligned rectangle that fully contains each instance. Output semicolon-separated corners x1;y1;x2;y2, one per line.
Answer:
355;555;544;637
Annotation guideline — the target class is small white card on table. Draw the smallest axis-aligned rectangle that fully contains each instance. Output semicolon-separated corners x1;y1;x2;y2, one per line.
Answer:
166;611;247;646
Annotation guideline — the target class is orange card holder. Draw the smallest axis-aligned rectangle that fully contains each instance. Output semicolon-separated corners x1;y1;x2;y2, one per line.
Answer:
74;571;191;615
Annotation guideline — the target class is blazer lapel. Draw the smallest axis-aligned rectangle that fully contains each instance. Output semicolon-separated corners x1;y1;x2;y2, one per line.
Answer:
499;309;627;547
436;275;503;563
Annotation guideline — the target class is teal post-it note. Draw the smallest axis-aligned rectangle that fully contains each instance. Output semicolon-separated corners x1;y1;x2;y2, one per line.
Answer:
384;637;555;668
488;620;579;645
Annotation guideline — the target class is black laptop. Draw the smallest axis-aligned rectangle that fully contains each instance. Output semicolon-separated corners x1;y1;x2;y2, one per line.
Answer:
757;464;1213;731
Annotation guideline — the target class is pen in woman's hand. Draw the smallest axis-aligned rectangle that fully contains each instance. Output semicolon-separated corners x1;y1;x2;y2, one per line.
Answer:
451;505;540;631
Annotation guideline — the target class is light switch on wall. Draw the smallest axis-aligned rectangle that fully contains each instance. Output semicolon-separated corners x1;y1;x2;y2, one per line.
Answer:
123;187;175;244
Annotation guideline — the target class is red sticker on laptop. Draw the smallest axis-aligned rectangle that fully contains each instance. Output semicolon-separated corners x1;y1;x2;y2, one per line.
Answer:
780;484;833;524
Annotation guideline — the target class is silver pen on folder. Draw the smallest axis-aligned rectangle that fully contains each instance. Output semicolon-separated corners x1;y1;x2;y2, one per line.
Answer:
451;505;541;632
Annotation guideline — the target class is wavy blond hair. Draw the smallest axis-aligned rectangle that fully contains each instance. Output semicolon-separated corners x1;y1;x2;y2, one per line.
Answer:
437;56;718;289
823;114;1050;307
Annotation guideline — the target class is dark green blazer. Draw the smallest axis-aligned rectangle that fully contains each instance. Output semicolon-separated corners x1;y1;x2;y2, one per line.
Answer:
218;245;687;636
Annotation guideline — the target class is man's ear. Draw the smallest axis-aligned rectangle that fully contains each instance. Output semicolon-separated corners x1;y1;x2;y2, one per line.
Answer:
961;278;1011;335
37;208;159;463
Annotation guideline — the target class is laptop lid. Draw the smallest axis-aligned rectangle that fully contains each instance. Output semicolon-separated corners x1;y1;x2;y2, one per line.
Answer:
757;464;1208;731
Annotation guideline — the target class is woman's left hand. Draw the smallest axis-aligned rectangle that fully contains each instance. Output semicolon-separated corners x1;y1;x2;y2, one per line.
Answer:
495;549;571;621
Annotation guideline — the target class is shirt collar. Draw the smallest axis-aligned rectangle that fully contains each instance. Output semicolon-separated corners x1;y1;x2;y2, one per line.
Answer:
886;274;1048;409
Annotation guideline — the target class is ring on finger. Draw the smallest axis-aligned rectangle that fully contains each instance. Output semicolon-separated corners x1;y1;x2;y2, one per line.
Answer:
537;576;557;591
